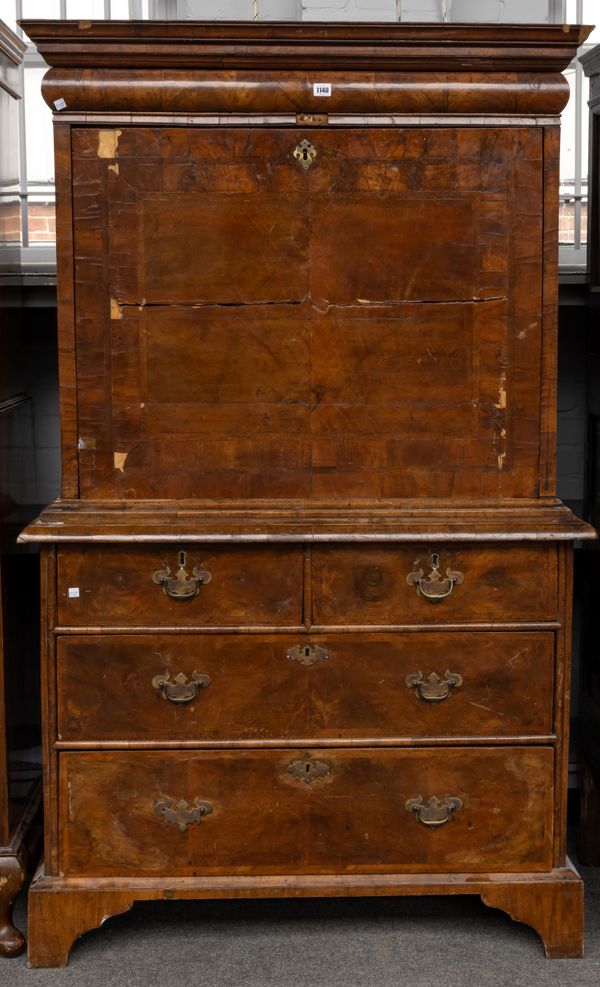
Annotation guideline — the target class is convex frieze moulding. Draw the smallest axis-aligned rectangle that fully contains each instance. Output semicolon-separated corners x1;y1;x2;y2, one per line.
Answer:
20;21;592;117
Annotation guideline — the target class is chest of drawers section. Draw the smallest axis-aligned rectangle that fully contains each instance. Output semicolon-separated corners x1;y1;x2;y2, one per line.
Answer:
42;541;564;891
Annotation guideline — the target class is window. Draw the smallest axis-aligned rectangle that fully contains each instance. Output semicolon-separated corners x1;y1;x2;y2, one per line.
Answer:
2;0;598;271
560;0;600;268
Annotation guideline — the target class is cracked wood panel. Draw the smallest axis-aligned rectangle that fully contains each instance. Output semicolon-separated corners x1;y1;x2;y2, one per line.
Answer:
56;630;555;743
71;126;543;500
58;747;554;877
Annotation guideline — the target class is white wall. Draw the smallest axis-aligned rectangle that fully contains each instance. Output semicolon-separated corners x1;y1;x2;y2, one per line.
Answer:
169;0;558;19
300;0;396;20
446;0;553;21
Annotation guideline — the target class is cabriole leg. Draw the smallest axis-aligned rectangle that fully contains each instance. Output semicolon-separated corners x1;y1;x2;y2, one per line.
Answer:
0;856;25;958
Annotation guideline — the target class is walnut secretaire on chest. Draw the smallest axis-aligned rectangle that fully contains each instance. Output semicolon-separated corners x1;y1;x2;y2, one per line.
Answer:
18;20;595;967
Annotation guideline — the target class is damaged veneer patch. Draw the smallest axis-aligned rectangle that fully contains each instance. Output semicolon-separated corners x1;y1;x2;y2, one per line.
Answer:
496;370;507;410
494;369;508;470
97;129;122;160
114;452;128;474
80;437;128;473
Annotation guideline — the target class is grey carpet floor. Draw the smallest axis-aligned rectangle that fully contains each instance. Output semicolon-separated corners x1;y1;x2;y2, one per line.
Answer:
4;862;600;986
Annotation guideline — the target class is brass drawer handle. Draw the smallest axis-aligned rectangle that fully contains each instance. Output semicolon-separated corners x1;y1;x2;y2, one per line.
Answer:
153;797;213;833
406;795;463;828
287;643;329;666
405;670;463;703
152;550;211;601
152;671;211;704
406;553;464;602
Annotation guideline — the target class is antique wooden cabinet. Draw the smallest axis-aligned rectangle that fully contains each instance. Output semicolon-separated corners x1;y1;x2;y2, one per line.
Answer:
19;20;595;966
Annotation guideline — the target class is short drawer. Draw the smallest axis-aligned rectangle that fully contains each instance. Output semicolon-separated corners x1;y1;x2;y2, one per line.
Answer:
56;545;303;627
56;631;555;742
312;544;558;625
59;747;554;877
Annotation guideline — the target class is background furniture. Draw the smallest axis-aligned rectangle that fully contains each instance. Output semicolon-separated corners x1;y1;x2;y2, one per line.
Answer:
19;20;594;966
578;43;600;866
0;18;42;959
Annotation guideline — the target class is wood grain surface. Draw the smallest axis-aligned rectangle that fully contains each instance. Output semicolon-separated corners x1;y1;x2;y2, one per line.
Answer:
312;543;558;624
55;630;555;743
68;125;547;501
59;747;554;877
56;544;303;627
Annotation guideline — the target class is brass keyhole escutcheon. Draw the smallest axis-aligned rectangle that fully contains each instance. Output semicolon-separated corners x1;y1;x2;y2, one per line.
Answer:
287;643;328;666
293;139;317;171
287;754;331;785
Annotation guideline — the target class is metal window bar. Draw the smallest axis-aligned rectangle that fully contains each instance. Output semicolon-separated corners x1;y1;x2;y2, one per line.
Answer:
558;0;593;264
15;0;28;249
574;0;583;252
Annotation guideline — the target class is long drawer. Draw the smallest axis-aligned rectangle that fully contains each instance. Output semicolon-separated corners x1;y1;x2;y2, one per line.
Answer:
59;747;554;877
56;631;555;742
312;544;558;625
56;544;303;627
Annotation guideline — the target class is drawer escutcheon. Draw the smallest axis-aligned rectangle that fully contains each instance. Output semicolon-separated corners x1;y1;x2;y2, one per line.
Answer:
286;643;329;666
292;139;317;170
287;755;331;785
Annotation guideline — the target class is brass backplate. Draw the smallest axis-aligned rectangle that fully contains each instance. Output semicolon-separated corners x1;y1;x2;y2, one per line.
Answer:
152;550;212;601
152;670;211;703
296;113;328;126
405;670;463;703
406;795;463;828
287;754;331;785
293;139;317;171
287;643;328;666
153;796;213;833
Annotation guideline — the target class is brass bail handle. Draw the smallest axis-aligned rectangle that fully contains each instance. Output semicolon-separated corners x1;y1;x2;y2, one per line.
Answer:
406;795;463;828
405;670;463;703
153;550;211;601
152;670;211;704
406;553;464;602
